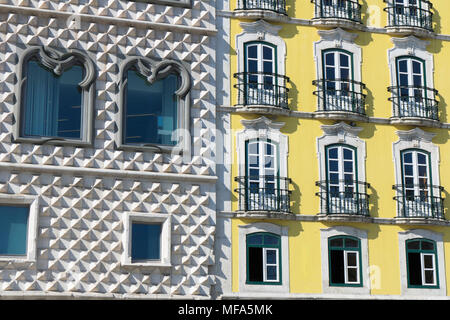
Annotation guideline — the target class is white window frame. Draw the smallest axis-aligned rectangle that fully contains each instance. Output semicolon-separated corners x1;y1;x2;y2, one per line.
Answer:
388;36;435;115
320;226;370;295
313;28;362;112
263;247;279;283
393;127;440;219
122;212;171;268
0;195;39;264
236;20;286;77
398;229;446;296
236;116;288;187
317;122;366;216
421;252;437;286
238;222;289;294
344;250;360;284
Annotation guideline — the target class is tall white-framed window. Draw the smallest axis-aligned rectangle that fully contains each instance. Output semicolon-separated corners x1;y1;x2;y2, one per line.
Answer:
235;20;288;109
236;117;289;213
313;28;363;114
388;36;437;121
317;122;368;216
393;128;442;219
246;139;280;211
244;41;277;106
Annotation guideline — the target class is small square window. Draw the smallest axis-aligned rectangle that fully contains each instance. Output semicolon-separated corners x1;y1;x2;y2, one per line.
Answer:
122;213;171;268
0;205;29;256
131;223;161;261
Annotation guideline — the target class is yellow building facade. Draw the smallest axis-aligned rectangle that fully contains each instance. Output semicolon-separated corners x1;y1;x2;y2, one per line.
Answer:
215;0;450;298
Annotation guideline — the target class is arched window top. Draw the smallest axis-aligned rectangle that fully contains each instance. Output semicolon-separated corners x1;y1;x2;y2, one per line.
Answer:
329;235;360;248
406;238;436;251
247;232;281;247
119;56;191;98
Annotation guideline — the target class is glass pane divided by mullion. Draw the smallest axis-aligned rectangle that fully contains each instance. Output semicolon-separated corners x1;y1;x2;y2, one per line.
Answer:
0;205;29;256
131;222;161;261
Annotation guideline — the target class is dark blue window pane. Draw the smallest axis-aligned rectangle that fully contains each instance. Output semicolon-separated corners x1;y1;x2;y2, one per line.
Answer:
247;234;263;245
328;147;338;159
329;160;339;172
413;61;422;74
247;60;258;73
23;60;83;139
0;205;29;255
340;54;349;67
247;45;258;59
418;153;427;164
131;223;161;260
403;152;413;164
398;60;408;73
325;53;335;66
263;46;273;60
125;70;178;146
343;148;353;160
404;164;413;176
264;234;280;246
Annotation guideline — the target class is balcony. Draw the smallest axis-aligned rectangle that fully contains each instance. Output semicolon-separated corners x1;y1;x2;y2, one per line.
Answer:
311;0;362;29
316;180;370;221
313;78;367;121
393;184;445;222
388;85;440;127
235;0;287;21
384;0;434;36
234;71;290;115
235;176;291;214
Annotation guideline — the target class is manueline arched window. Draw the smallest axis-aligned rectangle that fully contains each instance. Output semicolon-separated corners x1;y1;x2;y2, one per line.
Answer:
406;238;438;288
118;57;191;153
16;46;95;145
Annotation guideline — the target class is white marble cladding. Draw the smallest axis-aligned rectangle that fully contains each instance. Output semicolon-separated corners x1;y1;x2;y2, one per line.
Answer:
0;0;217;298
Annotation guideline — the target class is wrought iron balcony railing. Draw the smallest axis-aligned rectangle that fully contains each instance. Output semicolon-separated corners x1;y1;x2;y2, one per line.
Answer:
313;78;366;116
393;184;445;219
234;72;290;110
384;0;433;32
311;0;362;23
235;0;287;15
388;85;439;121
316;180;370;216
235;175;291;213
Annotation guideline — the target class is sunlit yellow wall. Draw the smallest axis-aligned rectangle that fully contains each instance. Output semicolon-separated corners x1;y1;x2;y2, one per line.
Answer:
228;0;450;295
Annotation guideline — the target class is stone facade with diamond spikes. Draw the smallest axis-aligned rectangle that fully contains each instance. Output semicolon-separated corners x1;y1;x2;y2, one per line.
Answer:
0;0;218;299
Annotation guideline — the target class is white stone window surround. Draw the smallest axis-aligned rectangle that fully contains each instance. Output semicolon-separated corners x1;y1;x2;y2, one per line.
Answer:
117;56;192;156
0;194;39;264
320;226;370;295
392;128;440;216
122;212;172;268
317;122;366;186
387;36;435;99
313;28;362;82
14;46;96;147
238;222;290;293
236;116;288;181
398;228;447;296
235;20;286;77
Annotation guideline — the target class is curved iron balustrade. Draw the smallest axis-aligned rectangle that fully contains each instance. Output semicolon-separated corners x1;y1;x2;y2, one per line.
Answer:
235;175;292;213
387;85;439;121
392;184;445;219
384;0;433;32
235;0;287;15
234;71;290;109
313;78;367;115
315;180;370;216
311;0;362;23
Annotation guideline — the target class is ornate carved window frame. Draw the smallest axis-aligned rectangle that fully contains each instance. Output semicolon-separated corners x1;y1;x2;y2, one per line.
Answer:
15;46;96;146
117;56;192;155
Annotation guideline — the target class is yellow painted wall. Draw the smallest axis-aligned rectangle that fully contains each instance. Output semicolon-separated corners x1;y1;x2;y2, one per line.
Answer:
227;0;450;296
